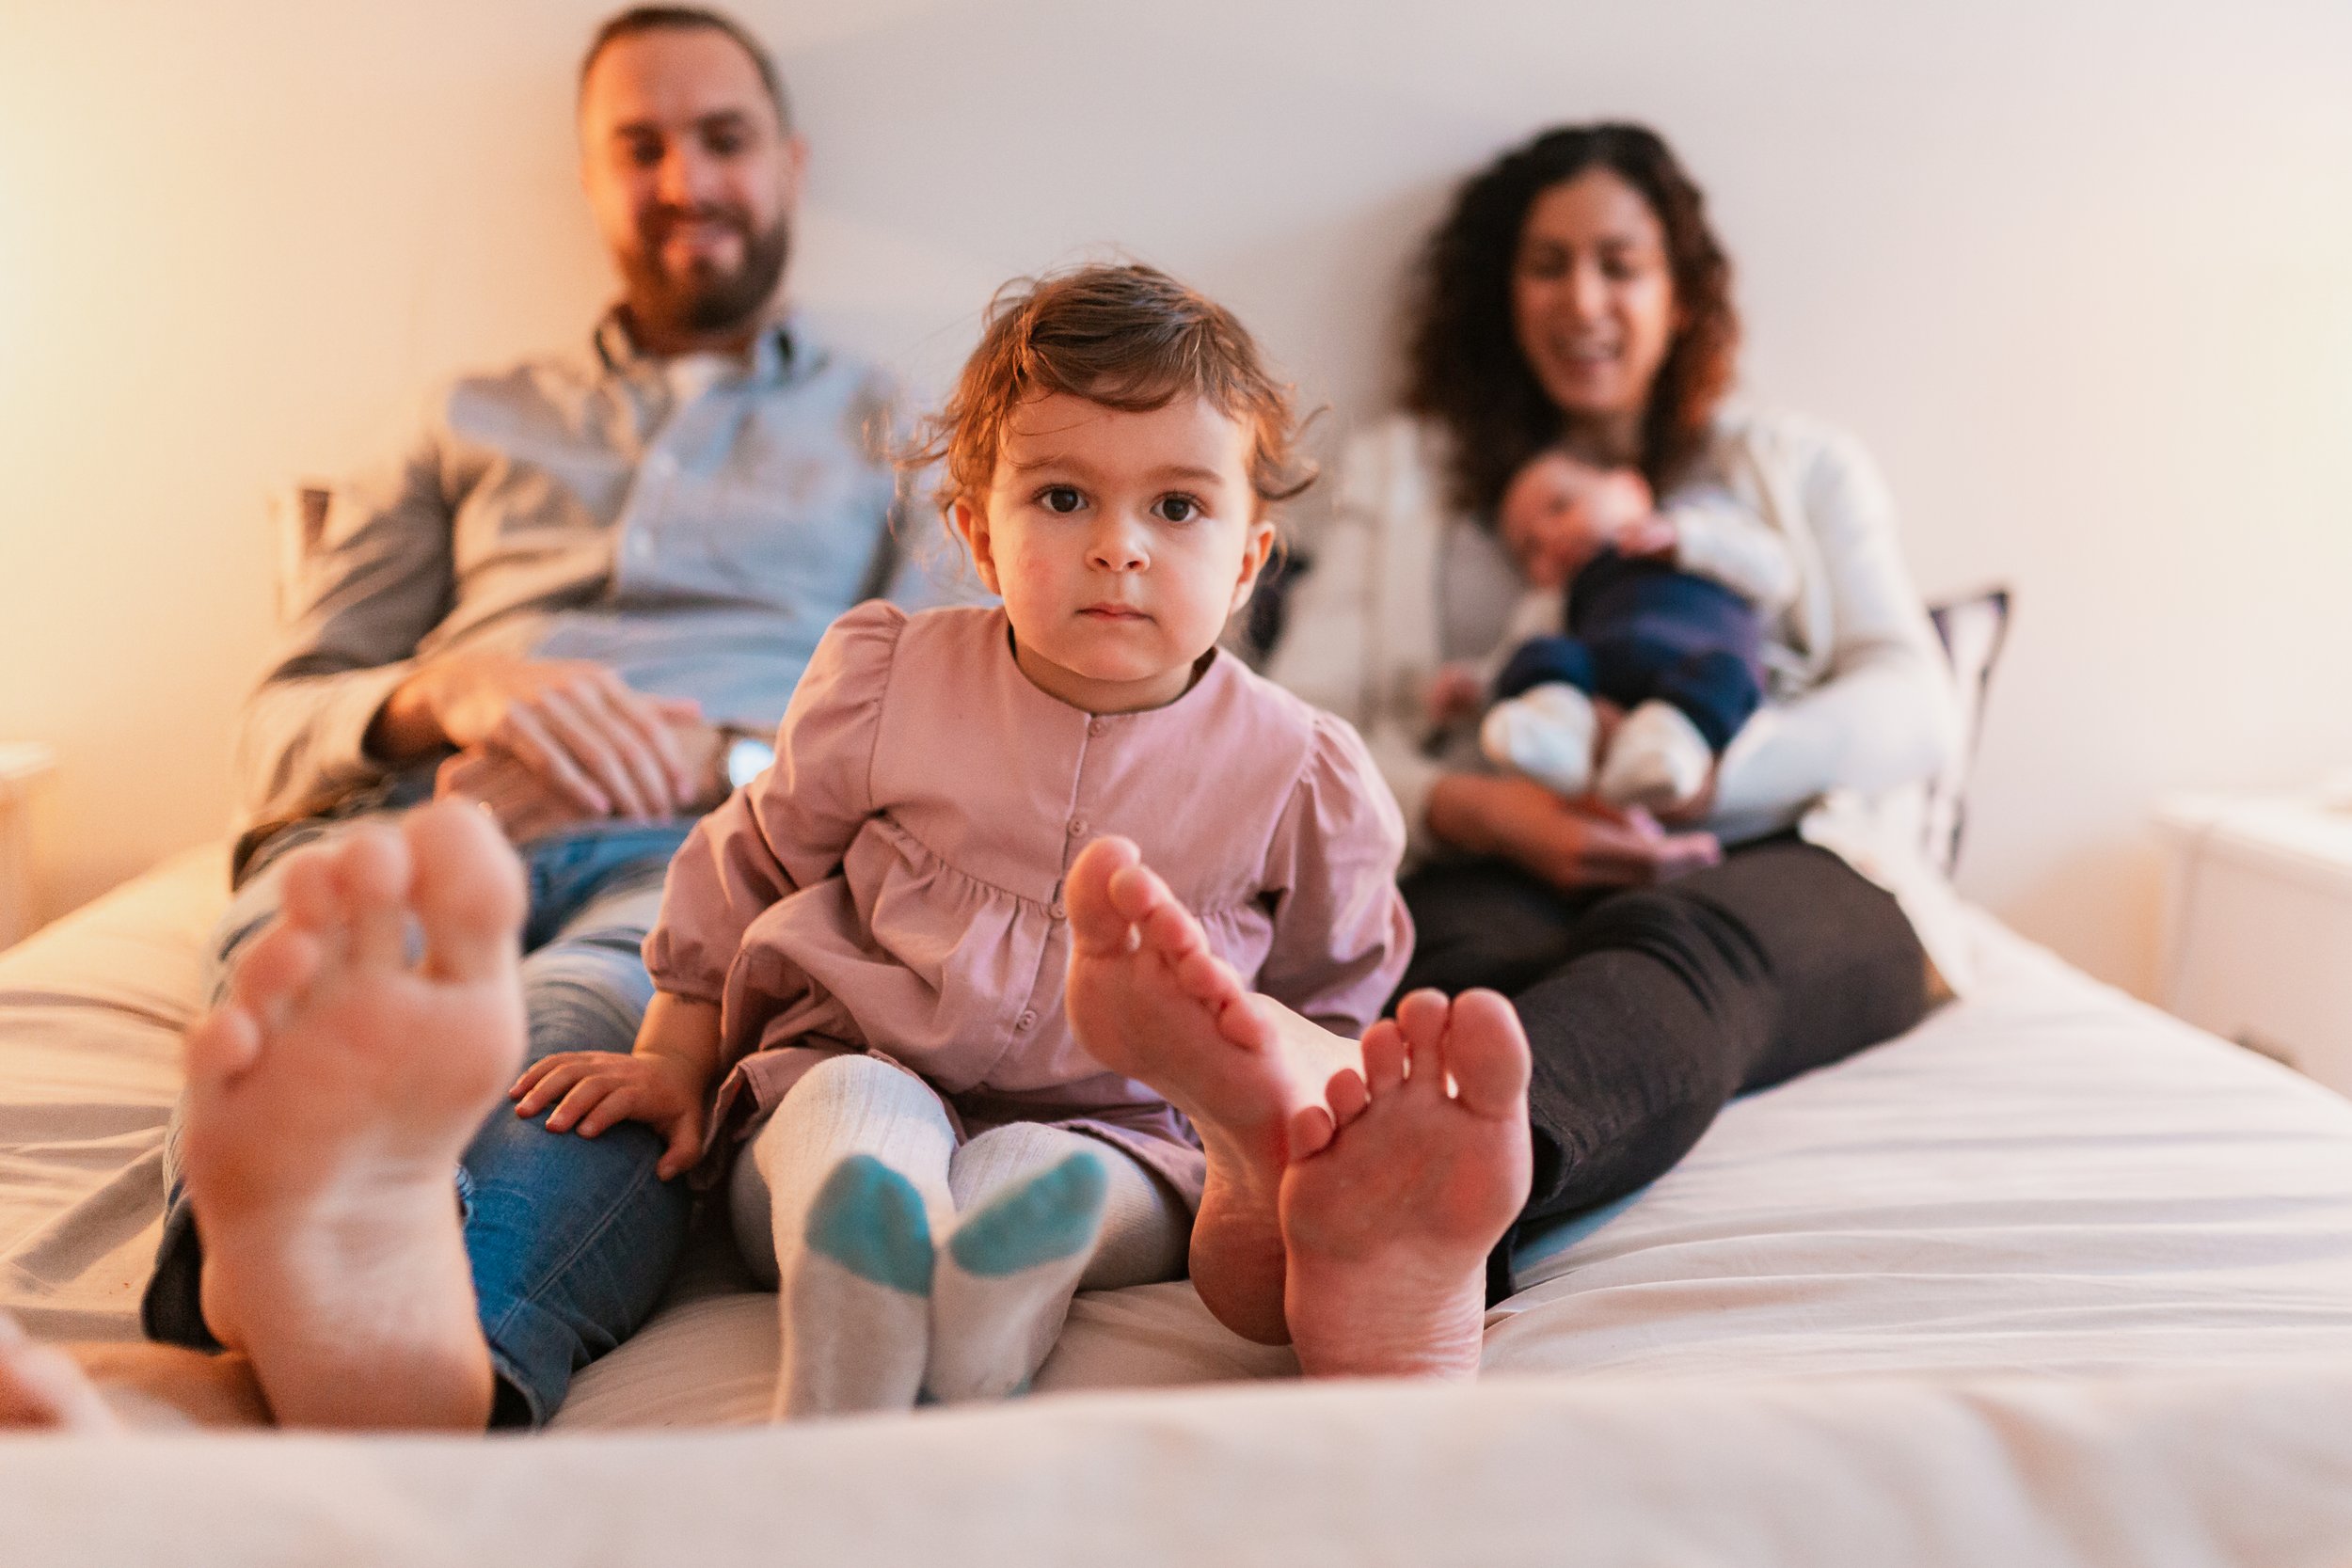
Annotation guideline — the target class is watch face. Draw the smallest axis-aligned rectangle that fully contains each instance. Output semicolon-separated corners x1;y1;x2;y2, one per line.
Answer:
725;737;777;790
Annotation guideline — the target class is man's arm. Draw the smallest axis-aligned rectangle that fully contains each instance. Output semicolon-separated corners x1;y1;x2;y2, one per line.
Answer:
234;429;460;826
240;404;701;830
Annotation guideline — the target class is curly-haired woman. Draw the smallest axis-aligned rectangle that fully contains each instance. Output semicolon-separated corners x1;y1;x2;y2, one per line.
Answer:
1269;122;1967;1305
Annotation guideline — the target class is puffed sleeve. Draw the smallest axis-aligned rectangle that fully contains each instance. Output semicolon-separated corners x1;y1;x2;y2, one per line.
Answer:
642;600;906;1002
1253;711;1415;1037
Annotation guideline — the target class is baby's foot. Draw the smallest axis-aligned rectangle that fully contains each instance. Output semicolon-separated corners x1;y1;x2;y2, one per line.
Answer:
1280;989;1532;1380
1064;836;1358;1344
180;800;526;1430
0;1314;118;1431
1481;683;1597;798
1597;699;1712;813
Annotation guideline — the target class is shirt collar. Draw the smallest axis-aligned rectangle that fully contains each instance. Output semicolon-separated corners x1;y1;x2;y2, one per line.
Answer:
591;305;810;387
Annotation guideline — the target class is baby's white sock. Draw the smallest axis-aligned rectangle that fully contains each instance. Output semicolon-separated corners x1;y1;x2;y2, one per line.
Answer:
1597;699;1714;813
1480;683;1597;797
730;1053;955;1421
926;1125;1187;1402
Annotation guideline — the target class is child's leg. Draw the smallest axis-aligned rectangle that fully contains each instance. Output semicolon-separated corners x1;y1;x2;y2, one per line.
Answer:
728;1054;955;1420
926;1125;1187;1402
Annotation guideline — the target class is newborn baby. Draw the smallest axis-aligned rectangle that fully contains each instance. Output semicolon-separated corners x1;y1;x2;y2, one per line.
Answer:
1454;450;1793;814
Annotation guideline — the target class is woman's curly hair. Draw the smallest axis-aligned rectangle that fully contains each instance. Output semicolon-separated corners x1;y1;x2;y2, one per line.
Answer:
1403;122;1739;517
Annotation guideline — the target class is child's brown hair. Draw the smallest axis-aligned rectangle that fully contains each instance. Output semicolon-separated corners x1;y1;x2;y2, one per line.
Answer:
914;262;1315;520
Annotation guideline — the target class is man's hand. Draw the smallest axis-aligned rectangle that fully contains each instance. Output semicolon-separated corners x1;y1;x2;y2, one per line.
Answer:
1426;772;1721;890
373;655;707;819
435;706;727;844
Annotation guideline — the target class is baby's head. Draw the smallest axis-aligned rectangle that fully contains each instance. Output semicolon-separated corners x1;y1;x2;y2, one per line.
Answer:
921;263;1311;713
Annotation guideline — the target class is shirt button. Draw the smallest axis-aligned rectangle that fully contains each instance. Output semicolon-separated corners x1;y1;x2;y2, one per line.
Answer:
626;533;654;562
1017;1009;1037;1031
1050;900;1067;922
646;451;678;479
1088;718;1108;736
1066;817;1088;838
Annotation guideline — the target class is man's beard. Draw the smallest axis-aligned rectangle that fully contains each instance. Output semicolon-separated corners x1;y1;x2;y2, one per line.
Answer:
622;203;791;341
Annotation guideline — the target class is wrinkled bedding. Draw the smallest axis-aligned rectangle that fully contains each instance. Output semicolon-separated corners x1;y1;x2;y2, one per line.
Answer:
6;847;2352;1565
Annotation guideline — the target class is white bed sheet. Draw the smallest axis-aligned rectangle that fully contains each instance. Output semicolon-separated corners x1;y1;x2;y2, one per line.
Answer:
6;847;2352;1566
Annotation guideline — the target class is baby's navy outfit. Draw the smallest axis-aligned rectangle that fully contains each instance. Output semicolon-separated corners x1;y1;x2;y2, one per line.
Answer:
1491;548;1764;752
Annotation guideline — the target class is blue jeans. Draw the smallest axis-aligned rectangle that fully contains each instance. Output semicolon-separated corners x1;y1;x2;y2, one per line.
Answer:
141;813;699;1428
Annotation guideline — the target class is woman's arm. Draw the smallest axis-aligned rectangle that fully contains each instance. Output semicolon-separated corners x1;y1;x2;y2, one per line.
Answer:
1264;422;1451;860
1708;430;1963;832
1429;773;1721;888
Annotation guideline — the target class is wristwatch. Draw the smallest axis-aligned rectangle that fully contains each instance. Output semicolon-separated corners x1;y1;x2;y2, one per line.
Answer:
720;725;776;790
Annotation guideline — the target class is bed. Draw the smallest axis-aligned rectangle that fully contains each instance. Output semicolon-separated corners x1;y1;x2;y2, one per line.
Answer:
5;845;2352;1565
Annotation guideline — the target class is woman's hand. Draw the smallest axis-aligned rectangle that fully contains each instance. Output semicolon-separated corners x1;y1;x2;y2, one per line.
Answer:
1426;772;1721;890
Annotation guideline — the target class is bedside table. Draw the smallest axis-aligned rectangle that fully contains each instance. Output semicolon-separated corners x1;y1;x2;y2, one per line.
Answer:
0;743;56;948
2154;791;2352;1097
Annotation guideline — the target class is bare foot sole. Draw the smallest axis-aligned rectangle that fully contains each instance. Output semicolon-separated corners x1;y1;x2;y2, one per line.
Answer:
1063;836;1361;1344
1280;989;1533;1380
0;1314;118;1430
181;800;527;1429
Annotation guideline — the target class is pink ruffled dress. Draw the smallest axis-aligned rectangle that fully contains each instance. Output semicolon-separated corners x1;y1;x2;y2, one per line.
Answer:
643;601;1412;1204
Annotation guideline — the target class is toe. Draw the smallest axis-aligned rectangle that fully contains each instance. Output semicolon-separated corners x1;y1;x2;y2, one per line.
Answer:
333;824;416;971
1394;990;1451;1087
1441;990;1532;1119
1064;837;1142;954
184;1005;263;1086
0;1341;115;1431
277;849;342;934
404;801;525;983
228;924;324;1026
1137;897;1208;963
1360;1019;1406;1095
1325;1067;1369;1127
1105;859;1177;928
1286;1103;1334;1159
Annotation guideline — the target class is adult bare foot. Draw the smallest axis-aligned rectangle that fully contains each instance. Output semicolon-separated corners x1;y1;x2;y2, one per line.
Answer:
0;1313;118;1430
1063;836;1359;1344
179;800;526;1429
1279;988;1532;1380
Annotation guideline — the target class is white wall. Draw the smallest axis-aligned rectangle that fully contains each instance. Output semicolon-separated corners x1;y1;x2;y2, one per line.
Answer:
3;0;2348;995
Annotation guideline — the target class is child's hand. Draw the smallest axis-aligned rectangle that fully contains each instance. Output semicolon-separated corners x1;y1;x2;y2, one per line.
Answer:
511;1050;710;1180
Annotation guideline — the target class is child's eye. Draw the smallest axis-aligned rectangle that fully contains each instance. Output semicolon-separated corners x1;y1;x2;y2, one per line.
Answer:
1037;485;1084;515
1153;494;1203;524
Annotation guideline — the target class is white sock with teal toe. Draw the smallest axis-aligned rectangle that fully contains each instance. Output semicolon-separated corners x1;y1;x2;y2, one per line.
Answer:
729;1053;956;1422
780;1152;937;1418
925;1147;1112;1402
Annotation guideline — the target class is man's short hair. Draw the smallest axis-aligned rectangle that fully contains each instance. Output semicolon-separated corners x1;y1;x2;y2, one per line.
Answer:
580;7;791;131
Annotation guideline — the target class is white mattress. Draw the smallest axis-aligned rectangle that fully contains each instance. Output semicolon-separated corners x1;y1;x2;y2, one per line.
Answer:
6;847;2352;1564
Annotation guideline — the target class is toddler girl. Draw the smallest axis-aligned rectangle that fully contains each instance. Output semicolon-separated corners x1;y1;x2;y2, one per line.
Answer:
511;264;1410;1419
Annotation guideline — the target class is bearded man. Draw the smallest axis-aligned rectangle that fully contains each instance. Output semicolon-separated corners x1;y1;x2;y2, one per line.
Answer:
131;7;918;1429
